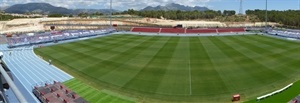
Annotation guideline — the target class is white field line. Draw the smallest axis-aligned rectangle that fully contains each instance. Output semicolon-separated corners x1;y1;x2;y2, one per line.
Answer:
189;59;192;95
185;37;192;95
32;49;74;79
5;53;40;102
25;51;65;81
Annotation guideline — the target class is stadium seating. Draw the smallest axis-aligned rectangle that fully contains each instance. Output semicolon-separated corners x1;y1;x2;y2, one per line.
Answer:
7;27;247;47
32;81;88;103
131;27;160;33
7;28;115;48
130;27;245;34
217;28;245;33
186;29;217;34
160;28;185;33
268;29;300;39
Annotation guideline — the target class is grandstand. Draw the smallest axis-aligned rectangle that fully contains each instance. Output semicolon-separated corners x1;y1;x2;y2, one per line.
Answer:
1;22;300;103
268;29;300;39
289;95;300;103
130;27;160;33
185;28;217;33
5;27;247;49
130;27;245;34
216;28;245;33
160;28;185;33
0;45;73;102
5;27;238;48
32;81;88;103
6;28;115;48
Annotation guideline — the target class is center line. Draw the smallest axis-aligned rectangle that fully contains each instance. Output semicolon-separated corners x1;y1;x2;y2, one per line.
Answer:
189;59;192;95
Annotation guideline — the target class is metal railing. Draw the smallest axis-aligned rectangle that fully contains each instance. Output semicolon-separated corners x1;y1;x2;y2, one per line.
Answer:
0;60;27;103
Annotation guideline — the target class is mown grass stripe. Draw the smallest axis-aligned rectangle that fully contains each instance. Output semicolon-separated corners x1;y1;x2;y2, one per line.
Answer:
79;36;151;75
203;37;242;93
123;37;180;94
82;90;100;100
190;37;220;95
68;82;86;90
240;35;287;52
211;36;292;99
247;35;299;48
77;87;93;95
99;36;170;88
90;93;108;103
212;37;287;82
155;37;190;95
82;90;101;99
230;36;274;55
245;80;300;103
37;34;300;102
211;37;262;91
63;79;134;103
50;35;139;61
63;78;77;85
226;36;300;74
97;36;160;87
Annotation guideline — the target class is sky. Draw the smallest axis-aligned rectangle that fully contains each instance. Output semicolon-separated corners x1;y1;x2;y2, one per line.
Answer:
0;0;299;13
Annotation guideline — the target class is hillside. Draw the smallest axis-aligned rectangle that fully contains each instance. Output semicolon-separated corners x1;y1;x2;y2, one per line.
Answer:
4;3;118;14
0;6;9;11
5;3;72;14
141;3;209;11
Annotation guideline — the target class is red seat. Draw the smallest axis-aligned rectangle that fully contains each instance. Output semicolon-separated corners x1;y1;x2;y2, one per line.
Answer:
160;28;185;33
130;27;245;34
186;29;217;34
218;28;245;33
131;27;160;33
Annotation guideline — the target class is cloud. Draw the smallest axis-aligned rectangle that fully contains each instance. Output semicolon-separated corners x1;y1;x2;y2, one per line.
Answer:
0;0;214;10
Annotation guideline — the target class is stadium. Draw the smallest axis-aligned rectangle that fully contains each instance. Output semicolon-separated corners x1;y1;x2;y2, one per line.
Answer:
0;0;300;103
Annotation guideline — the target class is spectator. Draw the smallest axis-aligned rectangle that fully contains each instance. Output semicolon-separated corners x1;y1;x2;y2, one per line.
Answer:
48;59;52;65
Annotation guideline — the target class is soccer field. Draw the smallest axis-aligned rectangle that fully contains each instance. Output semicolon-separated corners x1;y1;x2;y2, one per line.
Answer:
35;34;300;102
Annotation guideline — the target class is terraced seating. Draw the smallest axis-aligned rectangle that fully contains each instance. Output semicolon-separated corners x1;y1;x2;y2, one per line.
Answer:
0;45;73;102
130;27;246;34
186;29;217;34
269;29;300;39
131;27;160;33
217;28;245;33
7;28;114;48
160;28;185;33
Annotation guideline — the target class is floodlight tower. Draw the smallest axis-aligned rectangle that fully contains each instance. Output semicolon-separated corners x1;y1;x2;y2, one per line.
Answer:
265;0;268;31
110;0;112;28
239;0;243;15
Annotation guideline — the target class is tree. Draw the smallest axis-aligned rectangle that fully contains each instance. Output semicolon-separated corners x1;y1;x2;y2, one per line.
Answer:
223;10;236;16
48;13;65;17
246;9;300;28
78;12;88;18
92;12;103;16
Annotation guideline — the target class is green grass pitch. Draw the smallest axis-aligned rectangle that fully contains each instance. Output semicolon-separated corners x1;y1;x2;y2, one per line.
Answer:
34;34;300;102
63;79;135;103
245;80;300;103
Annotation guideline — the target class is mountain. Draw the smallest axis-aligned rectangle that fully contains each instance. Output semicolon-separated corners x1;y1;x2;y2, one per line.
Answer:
141;3;209;11
0;6;9;11
73;9;119;15
4;3;118;15
5;3;72;14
